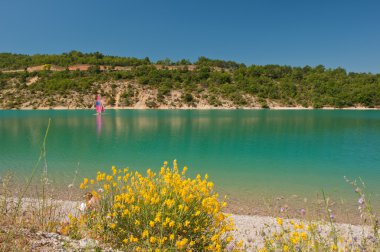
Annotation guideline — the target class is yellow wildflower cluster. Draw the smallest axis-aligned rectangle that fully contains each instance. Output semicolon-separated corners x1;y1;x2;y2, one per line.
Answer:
259;218;380;251
72;160;242;251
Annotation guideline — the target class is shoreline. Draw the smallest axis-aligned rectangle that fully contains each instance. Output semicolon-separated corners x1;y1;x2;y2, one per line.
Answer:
1;106;379;111
10;180;376;226
5;196;373;251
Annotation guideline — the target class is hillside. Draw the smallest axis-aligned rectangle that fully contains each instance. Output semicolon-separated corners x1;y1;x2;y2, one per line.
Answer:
1;52;380;109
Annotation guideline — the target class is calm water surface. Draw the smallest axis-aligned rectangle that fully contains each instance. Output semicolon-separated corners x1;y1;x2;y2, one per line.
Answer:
1;110;379;205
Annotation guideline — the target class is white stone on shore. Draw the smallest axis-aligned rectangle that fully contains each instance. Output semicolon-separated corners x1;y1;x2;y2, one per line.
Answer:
231;214;372;251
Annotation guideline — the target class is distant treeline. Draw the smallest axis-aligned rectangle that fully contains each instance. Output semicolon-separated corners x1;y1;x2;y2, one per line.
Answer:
0;51;150;69
0;51;244;69
1;51;380;108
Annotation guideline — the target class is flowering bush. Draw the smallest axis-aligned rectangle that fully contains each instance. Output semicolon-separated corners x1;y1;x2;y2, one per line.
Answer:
255;177;379;252
257;217;379;252
259;218;336;251
71;160;240;251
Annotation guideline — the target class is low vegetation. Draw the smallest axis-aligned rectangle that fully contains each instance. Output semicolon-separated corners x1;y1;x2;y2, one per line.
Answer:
256;179;379;251
66;161;240;251
2;162;379;251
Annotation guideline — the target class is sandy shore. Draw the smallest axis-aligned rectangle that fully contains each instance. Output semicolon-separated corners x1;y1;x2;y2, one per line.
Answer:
231;214;372;250
7;197;373;251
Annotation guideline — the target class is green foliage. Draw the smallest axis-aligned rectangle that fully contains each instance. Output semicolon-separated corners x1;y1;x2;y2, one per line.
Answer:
0;52;380;108
156;58;173;66
30;71;95;92
145;99;158;108
0;51;150;70
120;85;137;106
108;96;116;106
176;59;192;65
195;56;244;69
88;65;101;74
183;93;194;103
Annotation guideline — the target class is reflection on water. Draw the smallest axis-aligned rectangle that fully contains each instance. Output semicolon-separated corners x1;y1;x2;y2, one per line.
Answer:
96;114;102;136
0;110;380;207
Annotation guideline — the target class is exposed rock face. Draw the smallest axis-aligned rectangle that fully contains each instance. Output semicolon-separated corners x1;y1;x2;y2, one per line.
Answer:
0;80;262;110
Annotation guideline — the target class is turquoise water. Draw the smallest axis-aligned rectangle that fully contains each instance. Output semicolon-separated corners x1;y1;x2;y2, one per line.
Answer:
1;110;379;204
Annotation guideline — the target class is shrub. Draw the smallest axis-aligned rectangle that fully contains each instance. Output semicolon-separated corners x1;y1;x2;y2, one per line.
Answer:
258;217;379;251
257;179;380;252
183;93;194;103
108;96;116;106
72;161;240;251
145;99;157;108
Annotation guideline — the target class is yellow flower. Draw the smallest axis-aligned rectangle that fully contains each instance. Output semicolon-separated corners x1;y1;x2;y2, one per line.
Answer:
283;245;289;251
129;235;138;243
236;240;243;247
142;230;149;238
181;166;187;175
154;213;161;222
290;237;299;245
299;222;304;229
301;232;307;240
150;236;156;243
176;238;188;249
207;181;214;189
71;162;236;250
276;217;283;226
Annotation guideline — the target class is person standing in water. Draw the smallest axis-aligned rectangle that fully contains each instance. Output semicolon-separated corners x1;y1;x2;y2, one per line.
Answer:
95;95;104;114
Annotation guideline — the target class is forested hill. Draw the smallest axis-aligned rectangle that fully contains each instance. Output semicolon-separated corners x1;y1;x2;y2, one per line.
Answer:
0;51;379;109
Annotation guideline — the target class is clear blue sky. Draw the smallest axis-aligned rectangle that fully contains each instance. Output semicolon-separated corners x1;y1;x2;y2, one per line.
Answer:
1;0;379;73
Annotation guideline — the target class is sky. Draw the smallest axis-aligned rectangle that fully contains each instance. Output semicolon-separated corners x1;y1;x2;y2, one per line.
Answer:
0;0;379;73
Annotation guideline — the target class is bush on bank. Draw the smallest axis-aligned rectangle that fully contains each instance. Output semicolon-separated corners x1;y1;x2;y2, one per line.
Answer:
68;160;241;251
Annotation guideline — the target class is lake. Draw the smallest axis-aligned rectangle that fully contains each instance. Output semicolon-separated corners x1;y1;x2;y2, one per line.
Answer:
1;110;379;217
